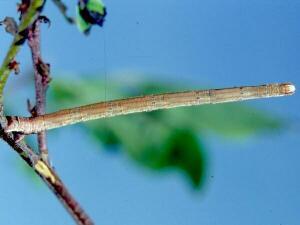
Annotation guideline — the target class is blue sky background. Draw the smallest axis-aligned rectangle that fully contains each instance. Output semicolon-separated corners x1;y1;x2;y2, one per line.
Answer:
0;0;299;224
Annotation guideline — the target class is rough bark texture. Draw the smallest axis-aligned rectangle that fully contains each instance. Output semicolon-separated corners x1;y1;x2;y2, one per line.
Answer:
5;82;295;134
28;20;50;162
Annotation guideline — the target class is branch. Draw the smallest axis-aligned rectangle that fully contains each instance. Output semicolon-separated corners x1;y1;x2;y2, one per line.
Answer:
0;2;94;223
27;19;51;163
0;106;39;165
0;0;46;96
5;82;296;134
0;113;94;225
24;13;93;225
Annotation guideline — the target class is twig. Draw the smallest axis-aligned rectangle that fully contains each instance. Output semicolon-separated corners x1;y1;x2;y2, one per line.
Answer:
5;82;296;134
51;0;74;23
27;19;51;163
0;1;94;223
0;0;46;96
0;106;39;165
0;112;94;225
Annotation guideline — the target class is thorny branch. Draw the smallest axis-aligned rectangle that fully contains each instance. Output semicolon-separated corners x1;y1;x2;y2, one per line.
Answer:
0;110;93;225
0;1;94;224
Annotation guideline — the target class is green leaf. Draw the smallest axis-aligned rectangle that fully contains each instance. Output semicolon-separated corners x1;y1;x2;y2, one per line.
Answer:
76;6;91;33
156;104;281;139
49;78;121;109
76;0;107;34
86;0;106;15
85;115;206;187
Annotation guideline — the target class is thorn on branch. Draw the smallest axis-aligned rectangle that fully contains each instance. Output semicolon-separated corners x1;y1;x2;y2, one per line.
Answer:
36;58;51;85
8;60;20;75
38;15;51;27
27;99;37;117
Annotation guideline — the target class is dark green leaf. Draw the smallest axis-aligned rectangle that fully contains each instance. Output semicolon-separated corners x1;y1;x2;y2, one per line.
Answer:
76;0;107;34
85;115;206;187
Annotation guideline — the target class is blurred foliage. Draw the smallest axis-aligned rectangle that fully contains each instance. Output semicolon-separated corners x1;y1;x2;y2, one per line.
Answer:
45;77;282;188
